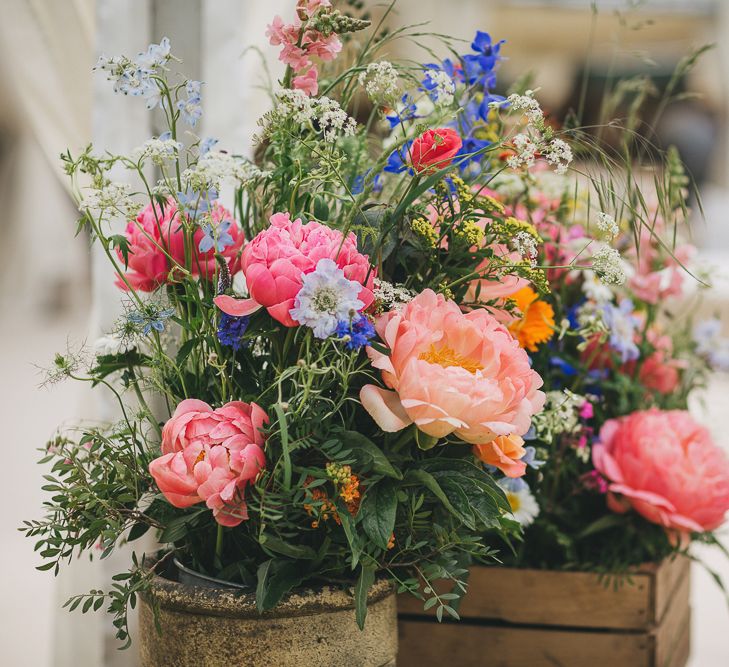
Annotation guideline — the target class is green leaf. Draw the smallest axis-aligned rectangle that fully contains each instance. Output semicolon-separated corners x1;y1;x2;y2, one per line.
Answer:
340;431;402;479
110;235;130;266
274;403;292;490
255;559;304;613
406;469;460;519
361;480;398;550
335;498;361;569
354;563;376;630
576;514;625;540
260;534;317;560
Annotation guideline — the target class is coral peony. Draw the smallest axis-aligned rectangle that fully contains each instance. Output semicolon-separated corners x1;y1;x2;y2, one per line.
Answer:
474;434;527;478
214;212;375;327
593;409;729;533
410;128;462;173
150;399;268;526
360;289;545;444
116;197;243;291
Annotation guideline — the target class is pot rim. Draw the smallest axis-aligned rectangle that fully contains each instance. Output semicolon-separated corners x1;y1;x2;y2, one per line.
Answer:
142;555;395;620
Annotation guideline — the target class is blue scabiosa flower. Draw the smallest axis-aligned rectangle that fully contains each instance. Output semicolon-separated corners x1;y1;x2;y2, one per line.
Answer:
601;299;640;362
217;312;249;351
335;315;376;350
198;219;234;253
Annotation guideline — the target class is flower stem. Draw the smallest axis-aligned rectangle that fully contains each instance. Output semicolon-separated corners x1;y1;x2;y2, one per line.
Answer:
215;524;224;567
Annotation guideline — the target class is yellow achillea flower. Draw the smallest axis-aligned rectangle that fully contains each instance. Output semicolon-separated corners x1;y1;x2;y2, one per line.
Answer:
508;286;555;352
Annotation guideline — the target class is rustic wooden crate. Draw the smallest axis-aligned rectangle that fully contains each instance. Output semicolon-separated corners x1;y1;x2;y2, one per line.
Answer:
398;556;690;667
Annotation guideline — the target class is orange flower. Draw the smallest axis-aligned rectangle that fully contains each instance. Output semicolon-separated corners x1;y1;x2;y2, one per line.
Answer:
508;287;555;352
473;434;527;478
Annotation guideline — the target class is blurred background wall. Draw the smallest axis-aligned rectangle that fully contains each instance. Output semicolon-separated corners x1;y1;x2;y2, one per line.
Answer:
0;1;727;665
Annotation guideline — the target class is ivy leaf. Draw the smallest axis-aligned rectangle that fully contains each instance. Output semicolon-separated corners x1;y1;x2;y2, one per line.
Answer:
354;563;376;630
361;480;398;550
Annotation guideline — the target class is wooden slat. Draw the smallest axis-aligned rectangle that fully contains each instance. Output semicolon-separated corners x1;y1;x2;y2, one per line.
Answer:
398;565;656;630
653;556;690;625
654;568;691;667
398;619;652;667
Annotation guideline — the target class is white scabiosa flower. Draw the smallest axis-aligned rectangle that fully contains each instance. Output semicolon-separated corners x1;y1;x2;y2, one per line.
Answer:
498;478;540;527
290;259;364;339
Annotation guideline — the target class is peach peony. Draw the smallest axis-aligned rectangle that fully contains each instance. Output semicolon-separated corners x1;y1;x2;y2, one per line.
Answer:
593;409;729;533
474;434;527;478
360;289;545;445
214;212;375;327
150;399;268;526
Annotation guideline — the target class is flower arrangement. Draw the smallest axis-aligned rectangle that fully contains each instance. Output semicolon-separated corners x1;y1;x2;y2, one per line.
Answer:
23;0;729;648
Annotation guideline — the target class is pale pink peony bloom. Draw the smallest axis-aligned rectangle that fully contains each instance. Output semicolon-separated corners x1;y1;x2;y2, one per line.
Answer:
214;212;375;327
150;399;269;527
360;289;545;444
593;409;729;534
116;198;243;291
293;66;319;96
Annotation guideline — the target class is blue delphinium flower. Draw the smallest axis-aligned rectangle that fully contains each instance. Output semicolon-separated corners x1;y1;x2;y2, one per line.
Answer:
522;446;546;470
463;31;505;88
549;355;578;376
128;307;175;335
601;299;640;362
335;314;376;350
199;136;219;156
352;169;383;195
198;219;234;253
177;80;203;126
385;94;419;128
176;187;218;220
384;141;413;174
217;312;249;351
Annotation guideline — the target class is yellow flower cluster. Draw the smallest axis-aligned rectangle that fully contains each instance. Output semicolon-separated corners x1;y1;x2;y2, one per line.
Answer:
454;219;485;246
410;216;439;248
305;464;362;528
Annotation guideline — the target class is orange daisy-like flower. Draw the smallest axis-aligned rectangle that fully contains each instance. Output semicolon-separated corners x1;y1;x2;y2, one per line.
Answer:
508;287;555;352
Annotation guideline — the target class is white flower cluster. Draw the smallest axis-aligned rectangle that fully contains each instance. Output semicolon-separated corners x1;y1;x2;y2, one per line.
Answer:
373;278;413;309
595;211;619;240
424;70;456;107
183;151;268;190
533;389;586;444
79;182;136;215
133;137;182;164
581;270;613;303
507;134;539;171
94;334;136;357
512;231;538;266
265;89;357;143
359;61;400;104
505;91;543;125
543;138;573;175
592;245;626;285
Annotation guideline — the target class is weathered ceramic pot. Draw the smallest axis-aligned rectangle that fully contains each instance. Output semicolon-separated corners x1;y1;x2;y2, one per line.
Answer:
138;565;398;667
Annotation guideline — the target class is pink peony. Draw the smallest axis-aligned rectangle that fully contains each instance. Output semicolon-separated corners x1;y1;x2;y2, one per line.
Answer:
214;212;375;327
116;198;243;291
360;289;545;444
150;399;268;526
593;409;729;534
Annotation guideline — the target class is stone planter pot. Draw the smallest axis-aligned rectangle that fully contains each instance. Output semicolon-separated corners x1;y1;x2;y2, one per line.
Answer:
138;563;398;667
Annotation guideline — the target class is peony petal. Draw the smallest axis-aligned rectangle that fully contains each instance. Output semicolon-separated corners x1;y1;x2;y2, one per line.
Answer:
360;385;413;432
213;295;262;317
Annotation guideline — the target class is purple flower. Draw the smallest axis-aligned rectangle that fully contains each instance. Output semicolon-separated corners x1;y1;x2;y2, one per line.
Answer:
335;314;376;350
217;312;249;351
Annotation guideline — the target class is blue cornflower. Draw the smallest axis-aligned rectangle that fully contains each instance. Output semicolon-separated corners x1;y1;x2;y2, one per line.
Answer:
128;307;175;335
217;312;249;351
176;187;218;220
335;314;376;350
385;94;419;128
352;169;383;195
384;141;413;174
198;219;234;253
200;137;219;156
601;299;640;362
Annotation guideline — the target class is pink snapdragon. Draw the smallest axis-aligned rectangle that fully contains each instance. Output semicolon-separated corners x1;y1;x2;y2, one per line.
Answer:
293;67;319;96
149;399;268;527
592;409;729;534
214;212;375;327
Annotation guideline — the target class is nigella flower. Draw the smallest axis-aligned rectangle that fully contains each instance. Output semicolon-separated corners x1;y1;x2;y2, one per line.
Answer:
128;307;175;335
289;258;365;339
601;299;640;362
217;312;249;351
335;314;376;350
497;477;540;527
198;218;235;253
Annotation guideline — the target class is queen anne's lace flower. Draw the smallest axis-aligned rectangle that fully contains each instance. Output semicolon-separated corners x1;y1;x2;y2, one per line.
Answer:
359;61;399;104
290;258;365;338
592;246;627;285
596;212;619;240
79;182;136;215
543;138;573;175
423;70;456;107
133;136;182;164
263;90;356;142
